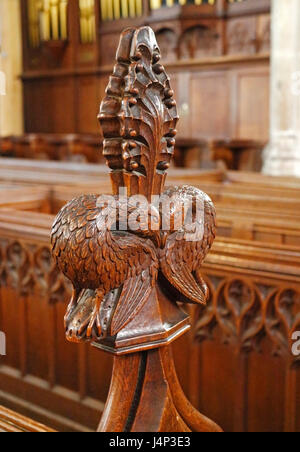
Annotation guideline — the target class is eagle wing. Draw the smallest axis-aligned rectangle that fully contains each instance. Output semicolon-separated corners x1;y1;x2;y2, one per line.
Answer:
108;232;158;336
159;187;216;305
51;194;101;287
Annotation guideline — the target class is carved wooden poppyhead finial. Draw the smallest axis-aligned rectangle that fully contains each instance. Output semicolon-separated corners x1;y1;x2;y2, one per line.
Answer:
52;25;221;433
98;26;178;201
51;25;216;355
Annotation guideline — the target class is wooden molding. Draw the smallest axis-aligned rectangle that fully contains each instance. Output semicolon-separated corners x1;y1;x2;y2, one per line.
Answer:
0;404;55;432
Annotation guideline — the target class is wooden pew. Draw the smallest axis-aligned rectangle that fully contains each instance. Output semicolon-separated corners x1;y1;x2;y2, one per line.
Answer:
64;134;103;163
9;135;57;161
1;136;266;171
0;134;103;163
0;158;110;187
216;205;300;245
227;170;300;190
1;158;300;244
174;137;208;167
0;175;299;248
0;196;299;432
0;405;54;432
211;139;265;171
0;185;50;213
0;161;299;431
1;158;300;245
2;135;212;167
0;137;15;158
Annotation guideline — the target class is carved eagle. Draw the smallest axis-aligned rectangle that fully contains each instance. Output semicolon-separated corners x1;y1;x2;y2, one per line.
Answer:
51;194;160;341
159;185;216;305
51;186;216;341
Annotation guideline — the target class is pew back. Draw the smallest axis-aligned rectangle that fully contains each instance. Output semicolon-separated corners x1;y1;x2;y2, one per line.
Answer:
0;405;54;432
0;162;299;431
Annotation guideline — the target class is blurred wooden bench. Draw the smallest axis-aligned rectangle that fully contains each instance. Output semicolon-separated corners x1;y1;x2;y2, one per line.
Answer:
0;163;299;431
210;139;266;171
0;405;54;432
0;134;104;163
174;138;265;170
0;203;298;432
1;136;266;171
2;135;208;166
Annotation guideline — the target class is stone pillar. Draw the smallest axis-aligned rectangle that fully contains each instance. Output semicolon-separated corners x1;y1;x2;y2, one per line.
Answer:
0;0;23;136
263;0;300;177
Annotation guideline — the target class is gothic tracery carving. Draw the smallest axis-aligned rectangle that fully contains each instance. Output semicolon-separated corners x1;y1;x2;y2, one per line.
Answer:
226;19;256;55
194;276;300;362
179;26;220;60
0;239;70;302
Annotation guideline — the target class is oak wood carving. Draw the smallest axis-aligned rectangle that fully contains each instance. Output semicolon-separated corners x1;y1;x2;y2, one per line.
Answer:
51;26;222;432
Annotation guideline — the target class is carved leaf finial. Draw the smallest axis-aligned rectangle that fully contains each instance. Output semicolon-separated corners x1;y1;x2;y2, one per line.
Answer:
51;26;216;350
98;26;179;200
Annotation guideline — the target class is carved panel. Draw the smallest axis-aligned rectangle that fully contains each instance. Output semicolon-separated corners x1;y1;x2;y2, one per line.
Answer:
189;72;230;139
226;17;256;55
0;239;70;302
257;14;270;53
236;69;270;141
179;25;220;60
156;28;178;62
194;276;300;363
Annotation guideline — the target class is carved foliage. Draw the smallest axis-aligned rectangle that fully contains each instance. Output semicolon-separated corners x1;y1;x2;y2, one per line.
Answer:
99;26;178;200
226;18;256;55
265;288;300;357
194;276;300;361
179;26;220;60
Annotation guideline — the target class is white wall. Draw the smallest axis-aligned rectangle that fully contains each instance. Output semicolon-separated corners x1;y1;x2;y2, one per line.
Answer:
263;0;300;177
0;0;23;136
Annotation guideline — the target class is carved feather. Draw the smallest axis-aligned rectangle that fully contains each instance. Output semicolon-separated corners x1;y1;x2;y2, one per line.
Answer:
110;267;153;336
159;186;216;305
